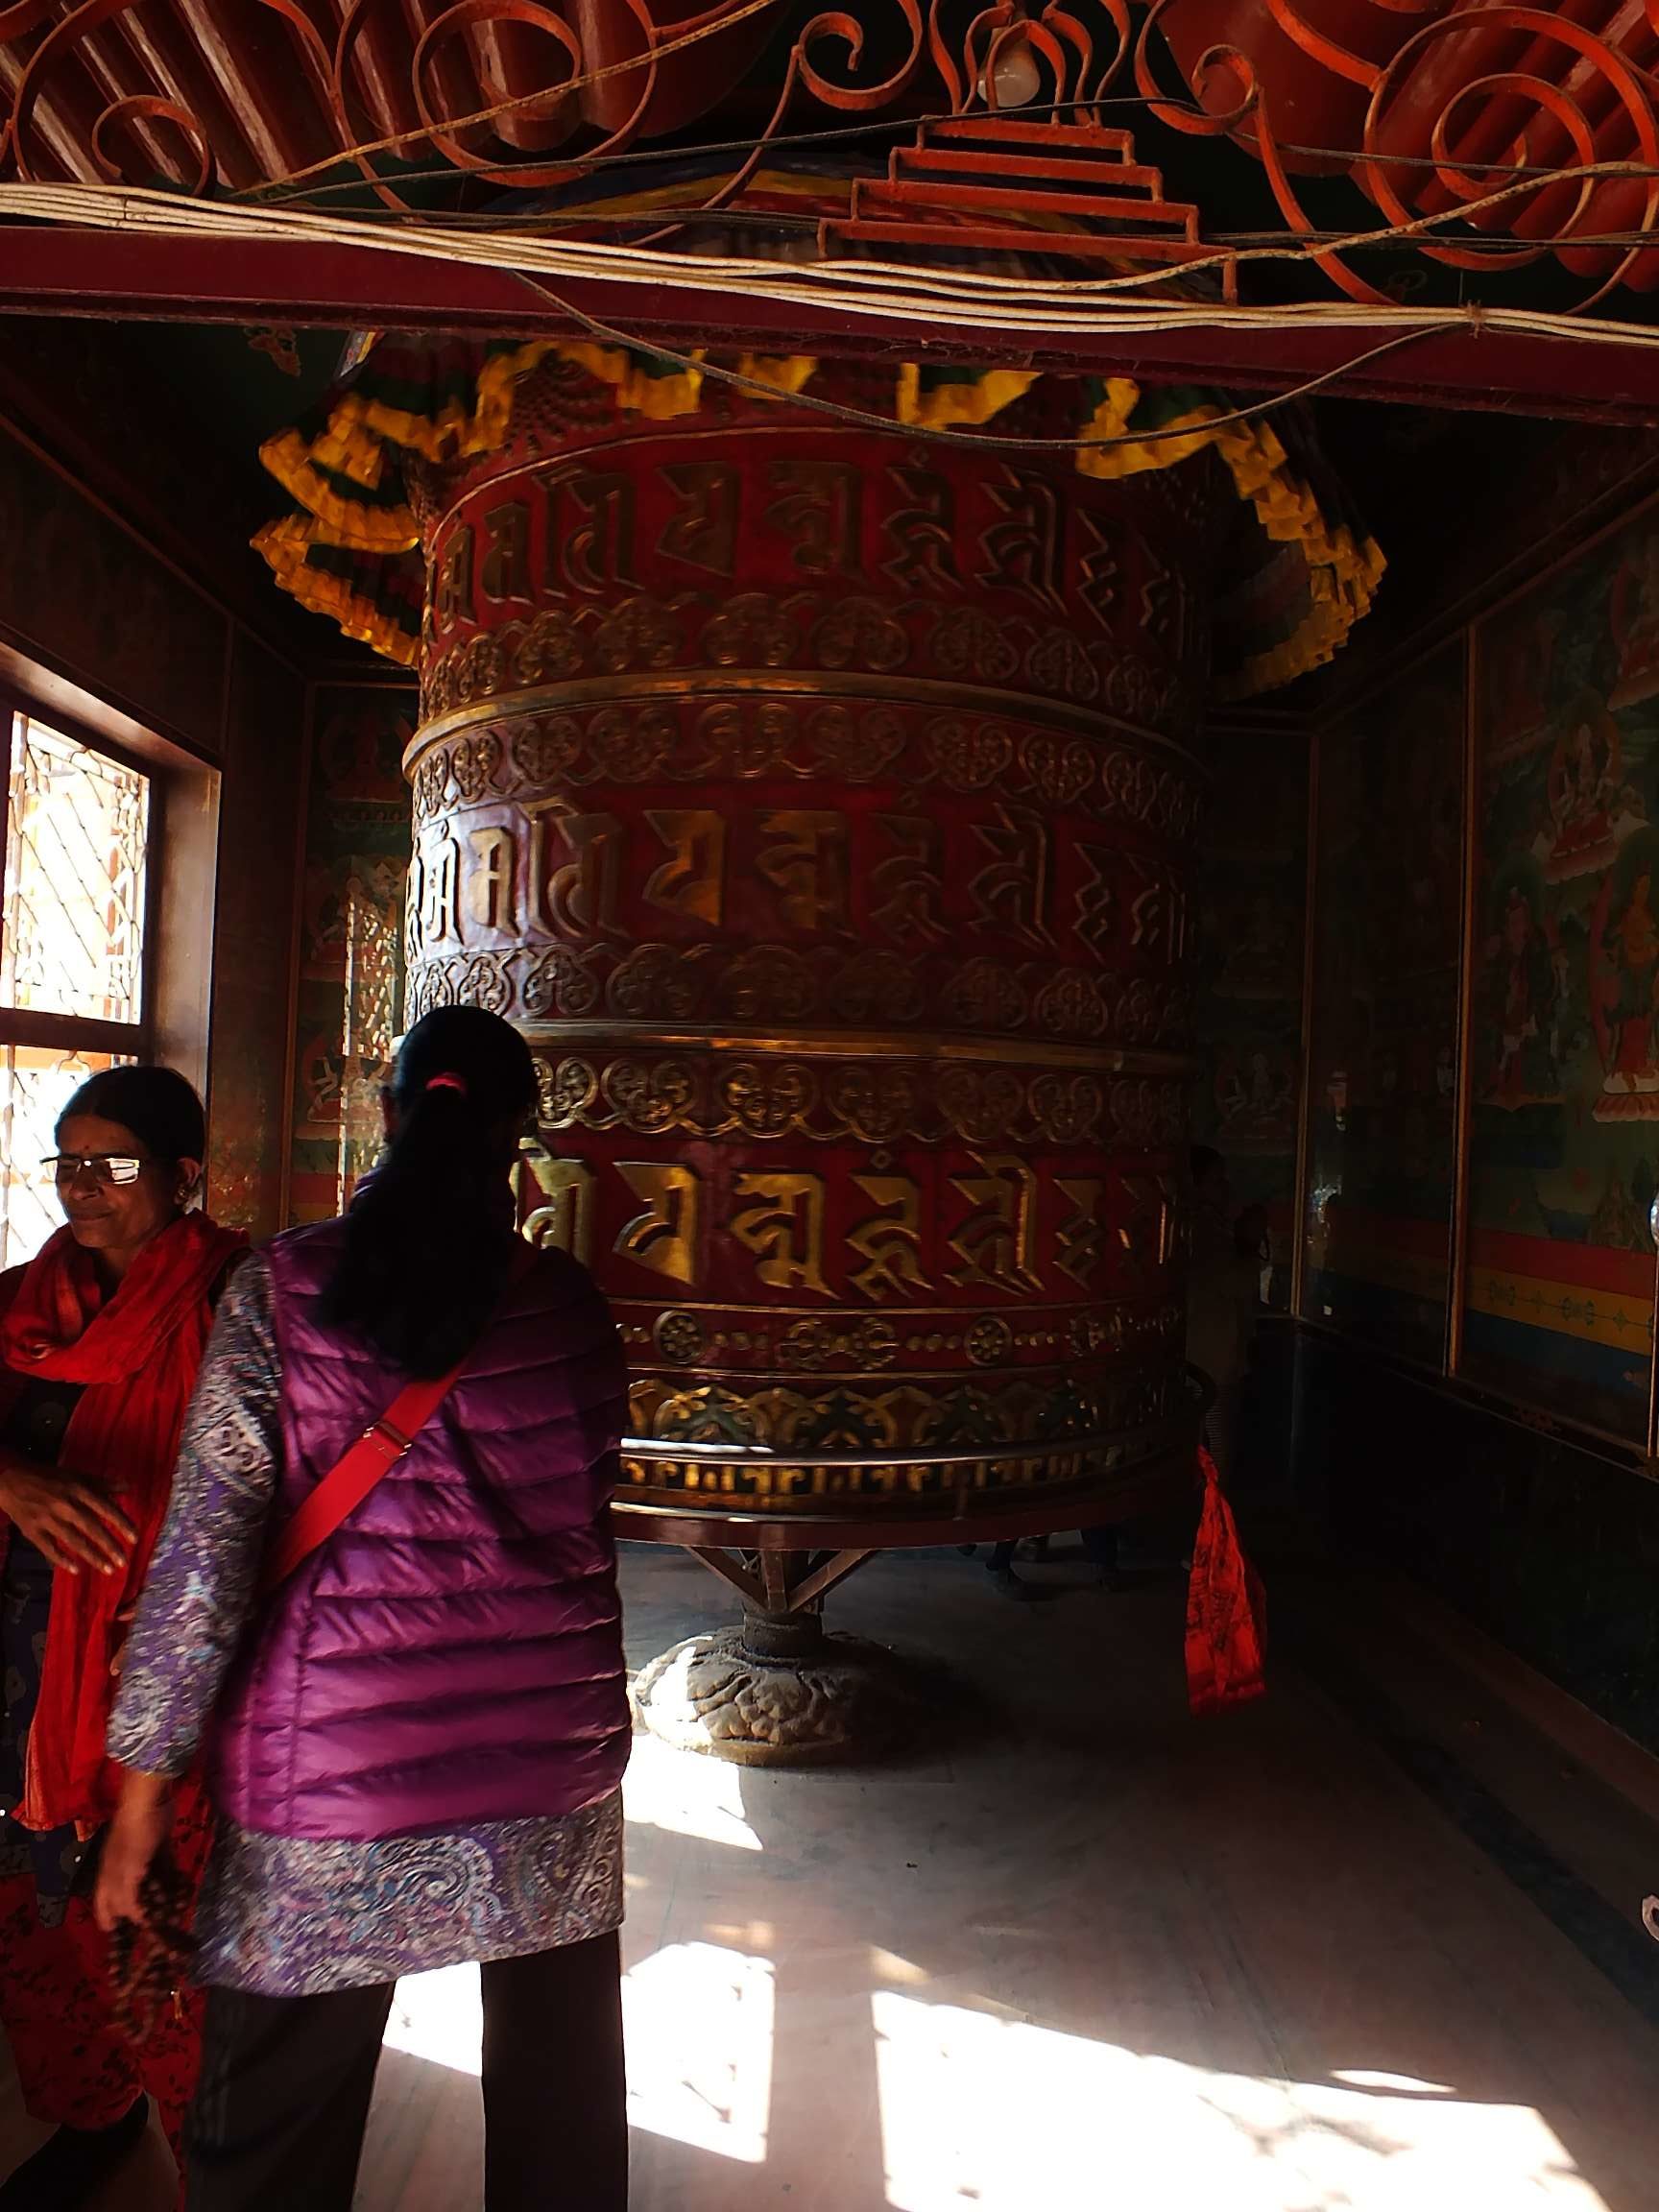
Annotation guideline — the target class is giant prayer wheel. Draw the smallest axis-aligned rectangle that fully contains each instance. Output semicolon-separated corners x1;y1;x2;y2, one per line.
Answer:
402;365;1209;1555
262;332;1377;1756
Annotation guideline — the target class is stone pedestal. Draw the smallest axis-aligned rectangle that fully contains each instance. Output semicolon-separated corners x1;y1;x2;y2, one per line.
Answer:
633;1603;929;1766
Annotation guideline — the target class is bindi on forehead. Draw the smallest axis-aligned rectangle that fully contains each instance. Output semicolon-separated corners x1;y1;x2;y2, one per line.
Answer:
57;1115;148;1159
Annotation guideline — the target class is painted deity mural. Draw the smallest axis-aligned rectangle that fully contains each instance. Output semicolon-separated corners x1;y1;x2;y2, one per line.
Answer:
1464;504;1659;1437
287;685;415;1224
1191;732;1308;1306
1303;647;1464;1365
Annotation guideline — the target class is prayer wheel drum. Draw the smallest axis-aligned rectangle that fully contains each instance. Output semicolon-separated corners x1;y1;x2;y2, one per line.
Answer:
403;367;1212;1749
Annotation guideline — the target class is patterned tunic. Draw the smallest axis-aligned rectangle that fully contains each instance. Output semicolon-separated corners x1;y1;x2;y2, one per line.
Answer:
108;1256;623;1999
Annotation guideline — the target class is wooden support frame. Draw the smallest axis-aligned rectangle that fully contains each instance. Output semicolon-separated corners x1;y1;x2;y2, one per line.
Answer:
685;1544;879;1619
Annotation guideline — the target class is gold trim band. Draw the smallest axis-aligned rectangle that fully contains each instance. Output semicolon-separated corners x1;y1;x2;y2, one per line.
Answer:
407;668;1200;773
611;1296;1166;1318
522;1019;1198;1078
620;1408;1192;1472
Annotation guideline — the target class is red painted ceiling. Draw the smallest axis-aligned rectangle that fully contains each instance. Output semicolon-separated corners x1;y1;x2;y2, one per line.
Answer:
0;3;1653;308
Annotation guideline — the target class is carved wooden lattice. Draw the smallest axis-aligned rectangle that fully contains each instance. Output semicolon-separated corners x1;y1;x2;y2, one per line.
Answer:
0;712;150;1267
1;716;148;1026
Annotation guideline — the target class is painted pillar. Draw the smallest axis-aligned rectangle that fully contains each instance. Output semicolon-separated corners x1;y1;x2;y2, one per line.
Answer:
405;368;1214;1525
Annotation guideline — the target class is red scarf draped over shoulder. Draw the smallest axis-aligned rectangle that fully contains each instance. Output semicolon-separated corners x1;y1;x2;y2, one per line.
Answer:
0;1212;246;1831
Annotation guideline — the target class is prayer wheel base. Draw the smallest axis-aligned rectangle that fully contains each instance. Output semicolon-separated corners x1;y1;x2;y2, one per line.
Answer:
632;1612;934;1767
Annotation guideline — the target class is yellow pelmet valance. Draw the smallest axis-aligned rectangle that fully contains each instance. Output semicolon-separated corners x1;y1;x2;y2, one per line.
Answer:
253;337;1382;695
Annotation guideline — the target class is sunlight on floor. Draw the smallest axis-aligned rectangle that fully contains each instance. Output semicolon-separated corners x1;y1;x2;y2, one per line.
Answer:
871;1993;1612;2212
383;1961;482;2078
624;1942;776;2165
382;1932;778;2174
1334;2070;1456;2096
623;1731;764;1851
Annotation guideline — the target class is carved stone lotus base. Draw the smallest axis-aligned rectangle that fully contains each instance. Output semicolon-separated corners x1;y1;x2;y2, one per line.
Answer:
632;1608;930;1767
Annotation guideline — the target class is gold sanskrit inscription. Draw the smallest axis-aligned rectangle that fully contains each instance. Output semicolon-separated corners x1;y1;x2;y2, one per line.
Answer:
615;1162;701;1286
1126;857;1188;967
657;462;738;577
969;806;1052;947
871;816;949;947
1118;1174;1179;1283
765;460;860;576
413;834;461;950
480;501;532;605
1073;845;1117;956
757;811;849;933
435;526;473;634
948;1155;1041;1294
731;1172;830;1296
849;1174;930;1302
1074;510;1120;633
557;469;637;595
1140;540;1185;654
519;1151;596;1265
883;460;958;593
466;826;517;932
1054;1178;1106;1290
978;466;1064;613
642;809;726;926
528;804;624;938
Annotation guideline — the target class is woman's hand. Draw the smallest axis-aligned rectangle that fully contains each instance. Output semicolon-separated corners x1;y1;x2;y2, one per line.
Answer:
94;1772;174;1932
0;1459;135;1575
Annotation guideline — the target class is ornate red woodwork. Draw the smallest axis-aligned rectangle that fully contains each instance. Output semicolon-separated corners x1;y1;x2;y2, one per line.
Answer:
403;368;1214;1521
1149;0;1659;301
3;2;1656;311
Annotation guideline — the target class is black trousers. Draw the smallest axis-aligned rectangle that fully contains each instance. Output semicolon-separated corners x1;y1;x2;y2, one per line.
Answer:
186;1931;627;2212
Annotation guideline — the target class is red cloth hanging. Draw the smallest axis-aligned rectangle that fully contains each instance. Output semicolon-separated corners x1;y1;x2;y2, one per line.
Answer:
1185;1446;1266;1716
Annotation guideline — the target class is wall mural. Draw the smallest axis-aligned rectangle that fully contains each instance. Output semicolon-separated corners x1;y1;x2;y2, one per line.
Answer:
288;686;414;1225
1191;732;1308;1306
1464;503;1659;1437
1303;647;1463;1366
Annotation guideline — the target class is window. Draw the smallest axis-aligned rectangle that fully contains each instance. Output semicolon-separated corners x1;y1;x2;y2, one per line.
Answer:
0;709;155;1268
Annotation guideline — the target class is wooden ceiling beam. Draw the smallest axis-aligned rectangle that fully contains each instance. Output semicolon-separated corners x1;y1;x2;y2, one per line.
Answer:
1;225;1657;426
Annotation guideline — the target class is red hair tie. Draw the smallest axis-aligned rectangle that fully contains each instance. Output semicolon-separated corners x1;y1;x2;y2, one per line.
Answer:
425;1072;469;1098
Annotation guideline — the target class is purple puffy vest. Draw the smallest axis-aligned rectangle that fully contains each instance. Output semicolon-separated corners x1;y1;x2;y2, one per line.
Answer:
207;1219;632;1842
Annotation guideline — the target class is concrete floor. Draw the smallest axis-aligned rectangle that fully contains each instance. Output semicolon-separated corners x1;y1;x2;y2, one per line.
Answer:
7;1536;1659;2209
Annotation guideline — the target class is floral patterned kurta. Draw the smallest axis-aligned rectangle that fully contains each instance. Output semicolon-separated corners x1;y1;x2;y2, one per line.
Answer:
107;1257;623;1999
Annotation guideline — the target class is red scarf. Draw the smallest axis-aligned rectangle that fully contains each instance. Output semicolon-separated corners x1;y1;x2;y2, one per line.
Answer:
0;1212;246;1831
1185;1447;1267;1717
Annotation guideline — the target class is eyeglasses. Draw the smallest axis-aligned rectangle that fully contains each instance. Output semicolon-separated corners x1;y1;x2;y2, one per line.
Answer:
42;1153;153;1189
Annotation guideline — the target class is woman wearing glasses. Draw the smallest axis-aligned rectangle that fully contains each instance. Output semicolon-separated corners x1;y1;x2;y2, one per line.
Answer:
0;1066;244;2209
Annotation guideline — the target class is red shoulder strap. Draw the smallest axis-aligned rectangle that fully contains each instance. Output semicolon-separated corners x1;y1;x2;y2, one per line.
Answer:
259;1362;461;1597
259;1244;538;1598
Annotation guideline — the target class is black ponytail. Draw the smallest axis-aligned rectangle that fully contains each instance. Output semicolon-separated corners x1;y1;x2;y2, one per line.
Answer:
320;1005;538;1376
